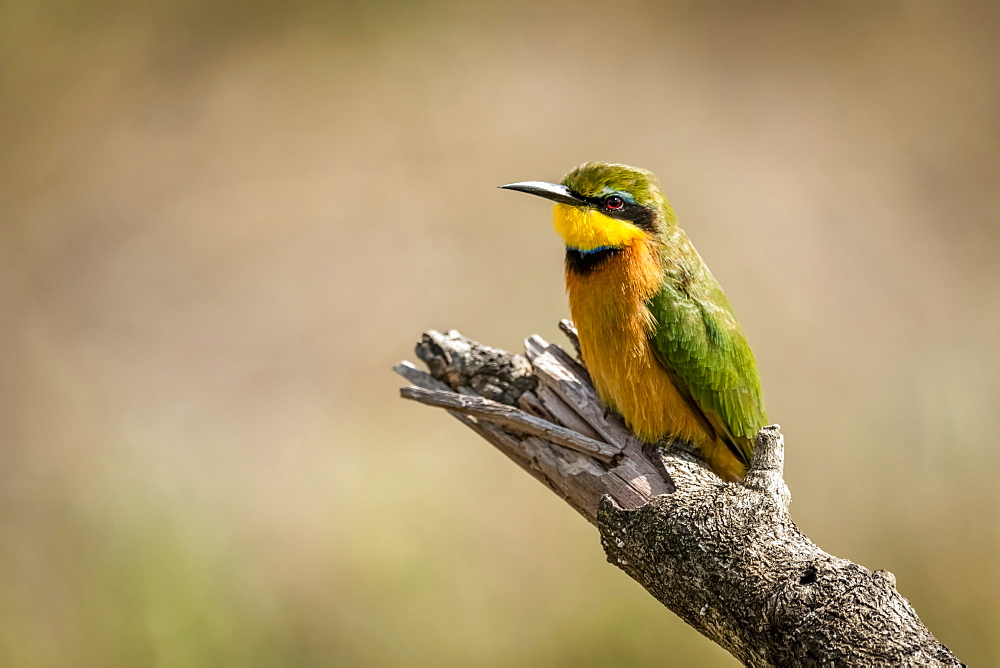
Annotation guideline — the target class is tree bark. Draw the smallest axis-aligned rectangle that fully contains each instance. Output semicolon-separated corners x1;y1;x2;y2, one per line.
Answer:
396;325;963;667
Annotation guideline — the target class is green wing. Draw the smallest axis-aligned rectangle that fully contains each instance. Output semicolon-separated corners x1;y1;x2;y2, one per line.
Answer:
647;275;767;466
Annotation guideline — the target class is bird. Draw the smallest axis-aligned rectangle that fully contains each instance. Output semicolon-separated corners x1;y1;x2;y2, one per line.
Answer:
500;162;767;481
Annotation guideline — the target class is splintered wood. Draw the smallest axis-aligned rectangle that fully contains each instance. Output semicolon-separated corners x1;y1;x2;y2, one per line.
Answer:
396;331;673;521
400;386;619;462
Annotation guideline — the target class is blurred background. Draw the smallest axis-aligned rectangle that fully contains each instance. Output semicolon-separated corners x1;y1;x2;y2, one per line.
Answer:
3;1;999;665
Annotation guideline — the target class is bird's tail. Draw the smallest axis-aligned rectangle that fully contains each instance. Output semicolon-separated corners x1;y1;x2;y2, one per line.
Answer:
700;437;748;482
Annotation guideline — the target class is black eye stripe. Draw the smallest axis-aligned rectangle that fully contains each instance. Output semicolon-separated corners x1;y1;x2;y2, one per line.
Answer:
564;188;657;232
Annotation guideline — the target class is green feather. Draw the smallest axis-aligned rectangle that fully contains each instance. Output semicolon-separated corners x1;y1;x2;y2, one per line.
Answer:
646;243;767;466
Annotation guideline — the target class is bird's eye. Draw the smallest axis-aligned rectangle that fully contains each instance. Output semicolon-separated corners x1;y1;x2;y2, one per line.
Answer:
605;195;624;210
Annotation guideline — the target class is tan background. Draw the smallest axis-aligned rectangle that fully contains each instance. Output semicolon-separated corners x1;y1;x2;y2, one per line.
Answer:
3;1;998;665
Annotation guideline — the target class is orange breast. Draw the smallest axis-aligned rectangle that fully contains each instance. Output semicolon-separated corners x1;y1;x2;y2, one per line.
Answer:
566;241;710;445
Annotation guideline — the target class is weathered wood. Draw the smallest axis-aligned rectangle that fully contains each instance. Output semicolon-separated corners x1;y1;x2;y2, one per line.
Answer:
415;330;536;404
396;328;963;667
534;383;603;441
516;390;552;421
558;318;581;356
393;361;450;391
525;335;637;450
400;386;620;463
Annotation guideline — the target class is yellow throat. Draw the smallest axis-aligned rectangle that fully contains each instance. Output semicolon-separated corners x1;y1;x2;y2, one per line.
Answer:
553;203;647;251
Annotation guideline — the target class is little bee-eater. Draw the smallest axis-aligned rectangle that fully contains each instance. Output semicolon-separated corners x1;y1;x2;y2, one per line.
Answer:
501;162;767;481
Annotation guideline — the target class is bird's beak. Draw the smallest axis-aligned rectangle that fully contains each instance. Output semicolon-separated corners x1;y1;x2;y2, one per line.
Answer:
498;181;586;207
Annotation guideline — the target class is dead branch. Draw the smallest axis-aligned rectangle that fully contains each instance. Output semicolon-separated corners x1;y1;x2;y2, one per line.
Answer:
396;327;962;667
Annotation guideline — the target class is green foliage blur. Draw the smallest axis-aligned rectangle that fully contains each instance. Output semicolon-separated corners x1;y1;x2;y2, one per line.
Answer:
2;1;999;665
